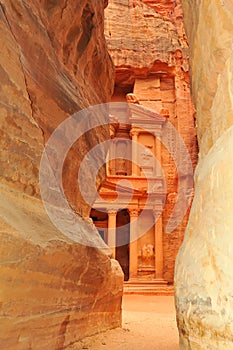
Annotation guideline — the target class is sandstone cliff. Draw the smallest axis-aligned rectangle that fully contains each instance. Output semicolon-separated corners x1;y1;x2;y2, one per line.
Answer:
0;0;123;349
105;0;197;282
175;1;233;349
105;0;189;83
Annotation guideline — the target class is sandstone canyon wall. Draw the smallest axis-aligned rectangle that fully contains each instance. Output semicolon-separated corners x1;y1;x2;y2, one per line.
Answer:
105;0;198;282
175;1;233;349
0;1;123;349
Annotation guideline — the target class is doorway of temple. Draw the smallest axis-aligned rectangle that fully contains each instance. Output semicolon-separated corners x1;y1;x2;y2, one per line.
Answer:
90;209;108;243
116;209;130;281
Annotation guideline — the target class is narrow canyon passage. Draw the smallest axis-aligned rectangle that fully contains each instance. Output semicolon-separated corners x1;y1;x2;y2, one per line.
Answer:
68;295;179;350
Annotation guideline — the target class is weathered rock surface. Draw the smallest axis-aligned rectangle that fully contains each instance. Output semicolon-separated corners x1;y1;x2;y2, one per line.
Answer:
141;0;176;18
0;184;123;350
105;0;197;282
0;0;123;349
0;0;114;216
105;0;189;84
175;1;233;349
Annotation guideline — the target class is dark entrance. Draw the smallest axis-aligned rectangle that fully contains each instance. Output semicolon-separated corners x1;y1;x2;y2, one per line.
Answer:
90;209;108;243
116;209;130;281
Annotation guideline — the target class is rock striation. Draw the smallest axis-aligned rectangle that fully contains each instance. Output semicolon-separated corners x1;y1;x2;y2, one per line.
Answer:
0;0;115;216
175;1;233;349
105;0;198;282
0;0;123;349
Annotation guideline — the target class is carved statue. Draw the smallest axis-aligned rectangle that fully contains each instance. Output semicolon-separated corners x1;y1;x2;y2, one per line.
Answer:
141;244;154;261
138;243;155;276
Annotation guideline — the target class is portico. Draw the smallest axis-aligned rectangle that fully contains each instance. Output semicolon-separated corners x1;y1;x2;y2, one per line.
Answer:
91;103;169;289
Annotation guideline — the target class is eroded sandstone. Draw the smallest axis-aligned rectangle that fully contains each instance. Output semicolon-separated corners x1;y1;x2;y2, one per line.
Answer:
0;0;123;348
175;1;233;349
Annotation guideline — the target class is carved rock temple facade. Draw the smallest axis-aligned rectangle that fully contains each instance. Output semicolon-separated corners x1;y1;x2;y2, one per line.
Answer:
91;104;168;292
91;0;198;292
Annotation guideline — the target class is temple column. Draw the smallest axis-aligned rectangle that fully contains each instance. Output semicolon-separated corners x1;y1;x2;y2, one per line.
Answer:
129;209;139;280
130;128;140;176
154;127;162;176
153;210;164;280
107;209;117;259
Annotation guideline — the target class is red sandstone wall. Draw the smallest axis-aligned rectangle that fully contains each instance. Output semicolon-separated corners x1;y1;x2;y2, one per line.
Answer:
0;1;123;348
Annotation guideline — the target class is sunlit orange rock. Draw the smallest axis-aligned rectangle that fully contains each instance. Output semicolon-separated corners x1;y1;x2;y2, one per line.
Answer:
175;0;233;348
0;1;123;349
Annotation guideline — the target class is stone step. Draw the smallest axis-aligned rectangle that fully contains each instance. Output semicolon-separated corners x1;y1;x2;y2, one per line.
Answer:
123;280;174;296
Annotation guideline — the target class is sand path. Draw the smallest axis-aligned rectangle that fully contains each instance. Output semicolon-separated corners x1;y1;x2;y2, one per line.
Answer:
69;295;179;350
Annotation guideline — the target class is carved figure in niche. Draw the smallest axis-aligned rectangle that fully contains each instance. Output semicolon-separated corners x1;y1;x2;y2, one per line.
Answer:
140;146;153;165
141;244;154;260
138;243;155;269
151;182;163;193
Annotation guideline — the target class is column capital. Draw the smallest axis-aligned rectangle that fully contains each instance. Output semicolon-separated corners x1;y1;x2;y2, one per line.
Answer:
107;209;118;215
130;127;140;138
129;208;139;218
152;209;162;218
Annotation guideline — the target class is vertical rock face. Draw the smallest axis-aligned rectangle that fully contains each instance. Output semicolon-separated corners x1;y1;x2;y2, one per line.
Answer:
0;0;114;216
0;1;123;349
175;1;233;349
105;0;197;282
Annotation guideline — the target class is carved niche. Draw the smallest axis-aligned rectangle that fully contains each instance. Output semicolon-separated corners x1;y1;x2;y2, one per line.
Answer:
109;138;131;176
138;243;155;277
139;144;154;176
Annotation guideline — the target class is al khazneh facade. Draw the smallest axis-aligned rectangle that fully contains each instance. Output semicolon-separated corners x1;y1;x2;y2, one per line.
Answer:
91;0;198;293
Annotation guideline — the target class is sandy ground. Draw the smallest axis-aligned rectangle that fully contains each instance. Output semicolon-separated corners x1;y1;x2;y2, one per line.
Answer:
69;295;179;350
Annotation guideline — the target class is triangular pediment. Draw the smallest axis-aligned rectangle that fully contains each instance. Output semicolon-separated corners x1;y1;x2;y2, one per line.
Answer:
129;103;168;126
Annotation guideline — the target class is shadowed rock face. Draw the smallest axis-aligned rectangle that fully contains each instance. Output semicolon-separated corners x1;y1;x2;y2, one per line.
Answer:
0;0;115;216
175;1;233;349
0;1;123;349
